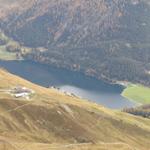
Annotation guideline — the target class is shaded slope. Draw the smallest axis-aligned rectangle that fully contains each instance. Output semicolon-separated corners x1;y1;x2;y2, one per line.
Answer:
0;0;150;85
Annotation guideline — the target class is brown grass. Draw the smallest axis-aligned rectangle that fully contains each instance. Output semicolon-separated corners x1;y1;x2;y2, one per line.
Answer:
0;69;150;150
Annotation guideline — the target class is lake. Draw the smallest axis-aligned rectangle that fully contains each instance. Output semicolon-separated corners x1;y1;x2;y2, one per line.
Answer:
0;60;136;109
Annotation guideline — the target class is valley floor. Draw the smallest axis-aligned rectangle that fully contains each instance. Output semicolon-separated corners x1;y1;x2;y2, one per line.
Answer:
122;84;150;104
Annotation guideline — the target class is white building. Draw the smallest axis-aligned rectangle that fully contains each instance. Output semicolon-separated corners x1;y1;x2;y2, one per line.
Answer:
15;92;29;98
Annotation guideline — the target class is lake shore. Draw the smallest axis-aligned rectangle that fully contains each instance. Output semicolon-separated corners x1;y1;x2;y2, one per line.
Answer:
0;60;135;109
121;83;150;105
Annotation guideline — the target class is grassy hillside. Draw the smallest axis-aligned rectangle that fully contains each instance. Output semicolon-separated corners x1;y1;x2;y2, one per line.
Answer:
0;69;150;150
122;84;150;104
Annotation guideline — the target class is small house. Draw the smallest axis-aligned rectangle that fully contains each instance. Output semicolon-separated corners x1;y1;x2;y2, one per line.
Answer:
15;92;29;98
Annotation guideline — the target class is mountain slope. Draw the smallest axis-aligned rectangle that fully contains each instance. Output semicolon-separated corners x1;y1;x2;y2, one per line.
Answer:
0;0;150;85
0;68;150;150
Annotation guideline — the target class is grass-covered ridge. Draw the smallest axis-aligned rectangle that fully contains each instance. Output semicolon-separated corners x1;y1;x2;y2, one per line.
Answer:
122;84;150;104
0;69;150;150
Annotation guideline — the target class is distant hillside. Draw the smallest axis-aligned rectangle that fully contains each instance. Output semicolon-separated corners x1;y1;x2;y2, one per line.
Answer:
0;68;150;150
0;0;150;85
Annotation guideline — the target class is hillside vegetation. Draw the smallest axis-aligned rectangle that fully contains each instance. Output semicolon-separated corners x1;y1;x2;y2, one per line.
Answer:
0;30;33;60
0;0;150;85
0;0;150;86
123;104;150;119
0;69;149;150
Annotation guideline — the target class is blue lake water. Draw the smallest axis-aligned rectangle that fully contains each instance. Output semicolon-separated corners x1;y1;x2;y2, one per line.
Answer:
0;60;136;109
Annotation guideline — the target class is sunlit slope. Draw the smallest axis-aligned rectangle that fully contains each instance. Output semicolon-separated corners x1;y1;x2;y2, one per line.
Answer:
0;69;150;150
